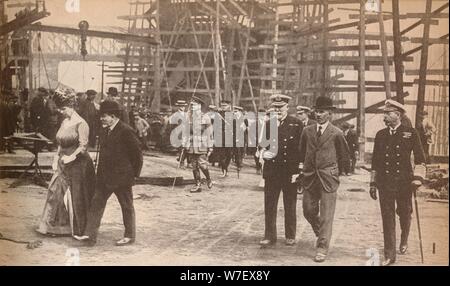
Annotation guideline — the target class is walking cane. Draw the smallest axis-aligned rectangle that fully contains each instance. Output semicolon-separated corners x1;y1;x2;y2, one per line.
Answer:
412;182;425;264
94;135;100;172
171;148;185;191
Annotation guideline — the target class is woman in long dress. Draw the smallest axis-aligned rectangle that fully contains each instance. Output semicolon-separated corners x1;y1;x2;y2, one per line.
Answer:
36;89;95;237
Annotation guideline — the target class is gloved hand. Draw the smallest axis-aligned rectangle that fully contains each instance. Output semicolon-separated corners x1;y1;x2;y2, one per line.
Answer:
411;180;422;187
262;150;276;160
369;184;377;200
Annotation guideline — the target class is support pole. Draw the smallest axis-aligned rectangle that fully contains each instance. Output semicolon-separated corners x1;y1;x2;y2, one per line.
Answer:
357;0;366;162
215;0;221;107
415;0;433;129
392;0;404;104
378;0;391;100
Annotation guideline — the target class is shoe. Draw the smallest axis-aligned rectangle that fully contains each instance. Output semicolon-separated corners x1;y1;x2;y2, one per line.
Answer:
399;244;408;254
381;258;395;266
115;237;135;246
73;235;90;241
207;179;213;189
190;184;202;193
313;252;327;263
285;239;296;246
259;239;275;246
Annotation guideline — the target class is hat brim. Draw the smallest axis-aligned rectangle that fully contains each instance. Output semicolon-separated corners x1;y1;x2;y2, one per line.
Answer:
313;106;336;110
270;102;288;107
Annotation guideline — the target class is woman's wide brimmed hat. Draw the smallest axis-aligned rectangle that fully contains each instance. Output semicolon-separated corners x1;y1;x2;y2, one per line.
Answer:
53;88;76;108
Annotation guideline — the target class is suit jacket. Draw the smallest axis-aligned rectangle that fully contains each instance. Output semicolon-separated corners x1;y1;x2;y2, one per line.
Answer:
345;129;359;157
372;124;425;189
30;96;50;129
263;115;303;179
97;121;143;189
299;122;350;193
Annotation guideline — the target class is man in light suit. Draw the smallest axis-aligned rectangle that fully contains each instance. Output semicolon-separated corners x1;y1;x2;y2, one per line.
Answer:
297;96;350;262
75;100;143;246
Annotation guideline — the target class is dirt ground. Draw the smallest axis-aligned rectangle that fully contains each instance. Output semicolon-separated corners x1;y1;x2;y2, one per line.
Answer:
0;150;448;266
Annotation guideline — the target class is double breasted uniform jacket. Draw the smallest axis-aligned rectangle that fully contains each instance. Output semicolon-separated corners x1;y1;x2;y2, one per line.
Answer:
263;115;303;179
299;123;351;193
372;124;425;189
97;121;143;189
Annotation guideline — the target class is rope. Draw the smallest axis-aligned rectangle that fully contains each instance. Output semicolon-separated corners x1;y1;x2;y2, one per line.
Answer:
0;232;42;249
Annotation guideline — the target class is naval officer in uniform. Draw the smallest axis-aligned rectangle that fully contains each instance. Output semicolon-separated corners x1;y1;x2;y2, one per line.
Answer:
259;94;303;247
370;99;426;266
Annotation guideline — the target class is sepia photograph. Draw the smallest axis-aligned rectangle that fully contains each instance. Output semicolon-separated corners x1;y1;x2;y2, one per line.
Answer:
0;0;448;270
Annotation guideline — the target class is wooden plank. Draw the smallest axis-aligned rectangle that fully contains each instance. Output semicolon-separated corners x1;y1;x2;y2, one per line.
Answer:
410;38;449;44
25;24;158;45
403;13;449;19
358;0;366;161
401;2;449;35
392;0;405;103
412;79;449;86
406;69;448;76
415;0;433;129
403;33;449;58
404;100;450;107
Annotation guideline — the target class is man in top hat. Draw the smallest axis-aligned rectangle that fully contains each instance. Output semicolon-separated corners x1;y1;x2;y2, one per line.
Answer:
75;100;143;246
296;105;316;127
184;95;213;193
30;87;51;136
297;96;351;262
80;89;98;148
370;99;426;266
341;122;359;174
416;110;435;163
216;100;233;177
259;94;303;247
105;87;130;125
1;91;22;153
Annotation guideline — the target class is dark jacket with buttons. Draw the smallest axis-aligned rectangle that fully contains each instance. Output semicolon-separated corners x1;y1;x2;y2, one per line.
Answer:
97;121;143;189
263;115;303;179
372;124;426;189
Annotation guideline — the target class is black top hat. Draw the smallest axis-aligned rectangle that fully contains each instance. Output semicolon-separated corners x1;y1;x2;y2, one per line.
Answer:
99;100;121;115
106;87;119;97
313;96;336;110
37;87;48;95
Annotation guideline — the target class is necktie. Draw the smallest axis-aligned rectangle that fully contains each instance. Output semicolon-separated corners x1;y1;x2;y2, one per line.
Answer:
317;126;322;138
390;129;396;136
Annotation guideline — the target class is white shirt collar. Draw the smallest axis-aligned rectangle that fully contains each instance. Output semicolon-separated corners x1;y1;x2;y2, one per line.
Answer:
317;121;330;132
109;118;120;131
390;122;401;131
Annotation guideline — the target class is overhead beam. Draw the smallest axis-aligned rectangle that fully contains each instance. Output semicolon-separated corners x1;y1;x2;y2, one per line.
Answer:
24;24;158;45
